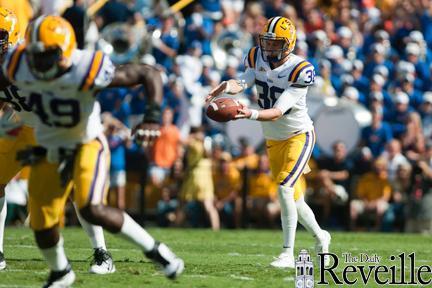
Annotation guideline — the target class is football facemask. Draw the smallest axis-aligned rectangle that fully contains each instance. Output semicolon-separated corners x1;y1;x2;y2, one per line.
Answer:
259;34;290;63
26;45;63;80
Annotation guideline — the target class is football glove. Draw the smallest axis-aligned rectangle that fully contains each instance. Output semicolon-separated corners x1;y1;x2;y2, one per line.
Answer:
133;102;162;147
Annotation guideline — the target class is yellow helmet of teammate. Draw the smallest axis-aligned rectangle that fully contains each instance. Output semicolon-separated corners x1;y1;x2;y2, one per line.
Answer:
0;7;19;56
25;15;76;80
259;16;296;63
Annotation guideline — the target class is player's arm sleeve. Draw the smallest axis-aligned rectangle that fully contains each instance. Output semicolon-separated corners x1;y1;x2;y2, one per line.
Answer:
237;46;258;87
80;51;115;92
289;61;315;88
93;55;116;89
273;86;307;114
272;61;314;113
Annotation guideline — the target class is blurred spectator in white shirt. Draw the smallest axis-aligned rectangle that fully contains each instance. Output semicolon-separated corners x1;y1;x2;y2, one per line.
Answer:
380;139;410;182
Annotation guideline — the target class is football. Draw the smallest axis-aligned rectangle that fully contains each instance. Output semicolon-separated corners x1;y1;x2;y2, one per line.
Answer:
206;97;241;122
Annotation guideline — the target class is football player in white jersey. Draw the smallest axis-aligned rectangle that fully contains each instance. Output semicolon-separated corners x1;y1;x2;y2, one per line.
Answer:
207;16;331;268
0;8;116;274
1;15;183;287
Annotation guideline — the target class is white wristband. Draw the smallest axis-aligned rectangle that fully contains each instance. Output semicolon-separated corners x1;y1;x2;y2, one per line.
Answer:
249;109;259;120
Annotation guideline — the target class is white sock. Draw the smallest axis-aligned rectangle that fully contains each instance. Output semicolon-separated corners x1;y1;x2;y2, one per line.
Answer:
0;196;6;253
278;185;297;256
296;196;323;238
40;236;69;271
120;213;155;252
74;203;107;250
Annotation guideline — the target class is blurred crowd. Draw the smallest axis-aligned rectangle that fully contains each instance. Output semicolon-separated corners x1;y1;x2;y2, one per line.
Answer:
3;0;432;233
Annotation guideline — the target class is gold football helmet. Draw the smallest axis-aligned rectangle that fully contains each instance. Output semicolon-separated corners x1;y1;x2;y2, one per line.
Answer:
0;7;19;56
259;16;296;63
25;15;76;80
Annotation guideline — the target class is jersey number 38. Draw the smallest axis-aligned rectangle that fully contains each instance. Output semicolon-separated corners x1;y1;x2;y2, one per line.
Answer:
255;79;284;109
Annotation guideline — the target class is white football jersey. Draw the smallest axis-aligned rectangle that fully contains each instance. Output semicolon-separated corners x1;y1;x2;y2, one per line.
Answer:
0;40;38;127
240;46;314;140
2;45;115;148
0;84;38;127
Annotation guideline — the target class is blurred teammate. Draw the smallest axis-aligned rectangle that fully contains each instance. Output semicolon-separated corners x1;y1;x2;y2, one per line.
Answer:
1;15;183;287
207;16;331;268
0;8;115;274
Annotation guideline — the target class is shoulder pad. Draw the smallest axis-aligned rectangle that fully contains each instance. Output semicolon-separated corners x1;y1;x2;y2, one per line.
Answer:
3;44;26;82
78;50;114;91
288;60;315;86
244;46;259;69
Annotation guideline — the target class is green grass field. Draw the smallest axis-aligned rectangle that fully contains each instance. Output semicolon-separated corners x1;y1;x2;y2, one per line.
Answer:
0;227;431;287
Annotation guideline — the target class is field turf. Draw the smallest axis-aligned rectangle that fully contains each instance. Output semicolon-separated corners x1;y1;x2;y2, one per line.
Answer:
0;227;430;287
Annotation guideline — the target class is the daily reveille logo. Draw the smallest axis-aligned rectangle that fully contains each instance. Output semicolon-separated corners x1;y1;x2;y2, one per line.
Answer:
295;249;314;288
295;251;431;287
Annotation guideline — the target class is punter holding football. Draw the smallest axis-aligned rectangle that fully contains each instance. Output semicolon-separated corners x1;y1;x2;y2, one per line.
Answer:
207;16;331;268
